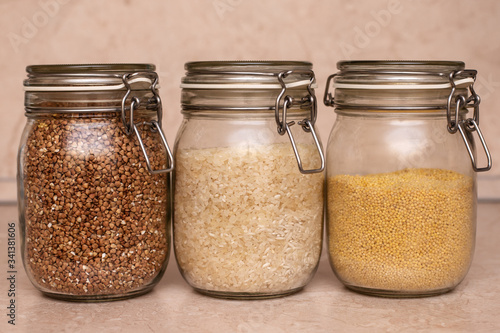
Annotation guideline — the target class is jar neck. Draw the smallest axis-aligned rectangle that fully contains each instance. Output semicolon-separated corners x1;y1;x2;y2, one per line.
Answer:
25;90;156;113
333;87;469;112
181;88;313;115
24;109;158;121
334;108;466;117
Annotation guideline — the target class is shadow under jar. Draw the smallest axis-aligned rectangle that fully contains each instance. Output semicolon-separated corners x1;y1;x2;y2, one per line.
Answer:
18;64;174;301
174;61;325;299
324;60;492;297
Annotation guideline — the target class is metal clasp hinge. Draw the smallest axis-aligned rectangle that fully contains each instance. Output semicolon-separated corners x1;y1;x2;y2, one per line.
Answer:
121;72;174;174
323;73;337;107
275;70;325;174
447;70;492;172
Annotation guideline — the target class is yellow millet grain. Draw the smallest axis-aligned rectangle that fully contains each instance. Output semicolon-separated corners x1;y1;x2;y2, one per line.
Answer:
327;168;474;293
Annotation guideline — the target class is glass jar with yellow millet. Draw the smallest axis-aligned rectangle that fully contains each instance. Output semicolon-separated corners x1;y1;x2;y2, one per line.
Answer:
323;60;492;297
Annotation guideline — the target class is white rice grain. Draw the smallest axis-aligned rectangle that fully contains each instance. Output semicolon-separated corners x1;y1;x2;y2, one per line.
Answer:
174;143;324;294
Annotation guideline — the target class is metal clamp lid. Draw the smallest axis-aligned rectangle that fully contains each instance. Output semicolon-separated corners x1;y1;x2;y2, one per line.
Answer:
275;70;324;174
323;64;492;173
446;70;491;172
121;72;174;174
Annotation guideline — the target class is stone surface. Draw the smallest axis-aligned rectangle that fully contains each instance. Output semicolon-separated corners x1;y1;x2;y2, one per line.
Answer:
1;202;500;332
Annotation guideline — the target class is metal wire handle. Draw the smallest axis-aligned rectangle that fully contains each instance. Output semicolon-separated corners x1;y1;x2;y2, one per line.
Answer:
275;70;324;174
457;119;492;172
284;119;325;174
133;121;175;174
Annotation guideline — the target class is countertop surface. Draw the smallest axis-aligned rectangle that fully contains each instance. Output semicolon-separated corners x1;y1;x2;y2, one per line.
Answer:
1;202;499;333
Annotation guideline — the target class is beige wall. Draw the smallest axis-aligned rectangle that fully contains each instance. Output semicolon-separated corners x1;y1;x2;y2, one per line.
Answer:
1;0;499;202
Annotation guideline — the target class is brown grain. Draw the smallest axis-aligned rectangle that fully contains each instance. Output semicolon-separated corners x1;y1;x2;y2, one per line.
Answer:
22;113;169;297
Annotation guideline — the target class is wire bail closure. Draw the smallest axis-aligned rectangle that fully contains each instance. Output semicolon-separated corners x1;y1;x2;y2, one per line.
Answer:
275;70;325;174
121;72;174;174
447;70;492;172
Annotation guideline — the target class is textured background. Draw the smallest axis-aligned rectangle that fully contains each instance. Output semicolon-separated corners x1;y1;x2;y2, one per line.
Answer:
1;0;499;202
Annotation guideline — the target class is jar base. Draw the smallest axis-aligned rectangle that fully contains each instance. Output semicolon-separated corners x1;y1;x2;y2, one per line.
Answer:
193;286;304;300
345;285;455;298
39;285;155;302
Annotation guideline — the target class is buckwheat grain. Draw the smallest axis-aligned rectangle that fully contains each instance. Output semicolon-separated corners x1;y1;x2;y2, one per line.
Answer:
22;114;169;297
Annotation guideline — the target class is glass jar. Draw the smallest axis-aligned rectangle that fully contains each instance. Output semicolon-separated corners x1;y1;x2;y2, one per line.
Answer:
174;61;325;299
18;64;174;301
324;61;492;297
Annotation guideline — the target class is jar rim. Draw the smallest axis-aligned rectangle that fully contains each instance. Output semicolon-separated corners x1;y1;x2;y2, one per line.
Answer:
26;63;156;75
185;60;312;71
337;60;465;71
181;60;315;91
24;63;158;91
331;60;472;90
